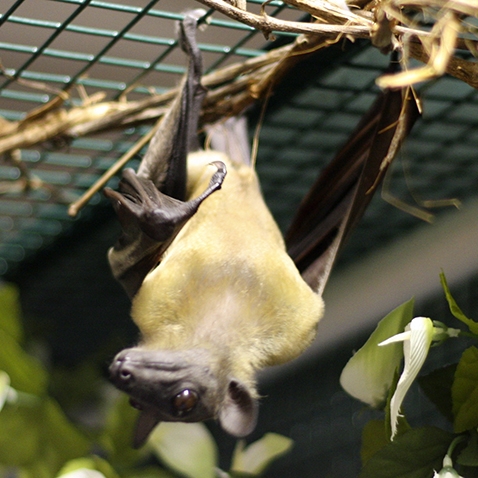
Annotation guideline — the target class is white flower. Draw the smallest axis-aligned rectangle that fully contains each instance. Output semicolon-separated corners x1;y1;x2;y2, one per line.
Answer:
58;471;106;478
0;371;17;412
433;455;464;477
379;317;460;439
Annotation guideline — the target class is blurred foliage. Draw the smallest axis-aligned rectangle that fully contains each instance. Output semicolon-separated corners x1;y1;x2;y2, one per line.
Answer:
0;282;292;478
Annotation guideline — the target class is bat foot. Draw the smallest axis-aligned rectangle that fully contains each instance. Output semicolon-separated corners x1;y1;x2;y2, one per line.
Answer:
105;161;226;243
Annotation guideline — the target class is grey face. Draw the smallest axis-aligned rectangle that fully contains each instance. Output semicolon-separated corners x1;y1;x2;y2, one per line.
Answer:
109;347;220;447
110;347;258;447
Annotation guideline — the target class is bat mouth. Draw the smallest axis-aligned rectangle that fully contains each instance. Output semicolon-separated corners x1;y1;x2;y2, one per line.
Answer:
129;397;145;410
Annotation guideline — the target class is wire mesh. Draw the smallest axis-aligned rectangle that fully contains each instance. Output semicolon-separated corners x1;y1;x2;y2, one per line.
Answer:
1;0;478;277
0;0;296;274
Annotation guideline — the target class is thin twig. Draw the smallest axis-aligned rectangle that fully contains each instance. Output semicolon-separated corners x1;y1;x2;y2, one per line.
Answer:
68;122;160;217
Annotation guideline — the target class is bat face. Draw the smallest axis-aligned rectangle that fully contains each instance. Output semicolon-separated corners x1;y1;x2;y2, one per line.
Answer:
110;348;218;422
110;346;259;447
110;347;219;447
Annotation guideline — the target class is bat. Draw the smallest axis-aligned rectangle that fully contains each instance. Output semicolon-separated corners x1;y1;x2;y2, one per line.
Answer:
105;10;420;448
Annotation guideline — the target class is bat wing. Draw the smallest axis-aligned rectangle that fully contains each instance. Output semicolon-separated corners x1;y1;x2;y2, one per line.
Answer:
104;11;226;299
206;115;251;166
286;85;421;295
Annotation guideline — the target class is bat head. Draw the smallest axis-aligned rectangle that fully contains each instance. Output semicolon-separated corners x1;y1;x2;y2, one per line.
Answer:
109;347;258;447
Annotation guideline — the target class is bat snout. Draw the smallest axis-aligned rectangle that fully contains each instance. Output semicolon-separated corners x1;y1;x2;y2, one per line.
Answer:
109;353;137;390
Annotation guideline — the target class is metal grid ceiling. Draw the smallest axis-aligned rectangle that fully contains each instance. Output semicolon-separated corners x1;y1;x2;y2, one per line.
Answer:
1;0;478;276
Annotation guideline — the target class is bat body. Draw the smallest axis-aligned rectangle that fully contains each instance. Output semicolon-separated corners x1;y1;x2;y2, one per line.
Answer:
106;11;419;447
132;149;323;370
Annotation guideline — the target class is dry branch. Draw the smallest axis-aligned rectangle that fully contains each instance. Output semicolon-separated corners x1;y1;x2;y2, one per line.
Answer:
193;0;478;89
2;0;478;214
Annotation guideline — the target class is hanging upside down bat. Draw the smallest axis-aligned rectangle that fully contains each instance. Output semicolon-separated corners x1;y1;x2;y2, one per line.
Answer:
105;10;420;448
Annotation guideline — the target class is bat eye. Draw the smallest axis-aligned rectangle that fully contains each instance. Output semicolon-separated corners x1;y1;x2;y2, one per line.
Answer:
172;389;198;416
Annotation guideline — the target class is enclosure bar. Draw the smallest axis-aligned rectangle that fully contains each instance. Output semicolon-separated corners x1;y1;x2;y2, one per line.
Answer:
6;69;72;85
54;0;254;31
66;0;159;88
71;138;115;152
0;109;22;121
2;15;265;57
0;41;178;71
113;8;214;99
2;70;129;94
0;1;91;91
0;0;24;27
16;218;63;236
0;89;49;104
0;76;165;105
54;0;146;14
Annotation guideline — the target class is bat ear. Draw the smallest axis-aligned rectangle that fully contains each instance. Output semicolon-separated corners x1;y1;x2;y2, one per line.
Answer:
219;380;258;437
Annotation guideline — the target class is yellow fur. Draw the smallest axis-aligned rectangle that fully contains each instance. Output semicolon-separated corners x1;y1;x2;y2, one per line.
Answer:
131;150;324;383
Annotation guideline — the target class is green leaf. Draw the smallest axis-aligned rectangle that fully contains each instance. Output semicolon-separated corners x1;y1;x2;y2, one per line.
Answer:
440;272;478;334
0;282;23;342
49;361;103;411
149;422;217;478
0;328;47;395
21;459;58;478
100;393;145;469
0;399;44;466
418;364;457;423
359;426;453;478
123;467;177;478
361;419;390;466
457;430;478;467
452;346;478;433
0;397;89;474
231;433;293;475
42;399;90;465
340;298;415;408
57;456;119;478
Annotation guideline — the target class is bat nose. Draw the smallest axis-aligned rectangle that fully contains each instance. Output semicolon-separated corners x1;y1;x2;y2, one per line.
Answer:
109;353;135;387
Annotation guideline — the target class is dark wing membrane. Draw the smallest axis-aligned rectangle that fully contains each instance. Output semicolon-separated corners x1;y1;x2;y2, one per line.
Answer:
137;10;207;199
286;86;421;295
206;116;251;167
104;11;226;299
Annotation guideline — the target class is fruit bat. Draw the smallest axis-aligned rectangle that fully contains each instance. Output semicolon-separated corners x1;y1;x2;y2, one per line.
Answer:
105;11;420;448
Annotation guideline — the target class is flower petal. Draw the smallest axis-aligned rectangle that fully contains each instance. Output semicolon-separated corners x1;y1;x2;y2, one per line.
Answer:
378;331;411;347
0;371;10;412
389;317;434;438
